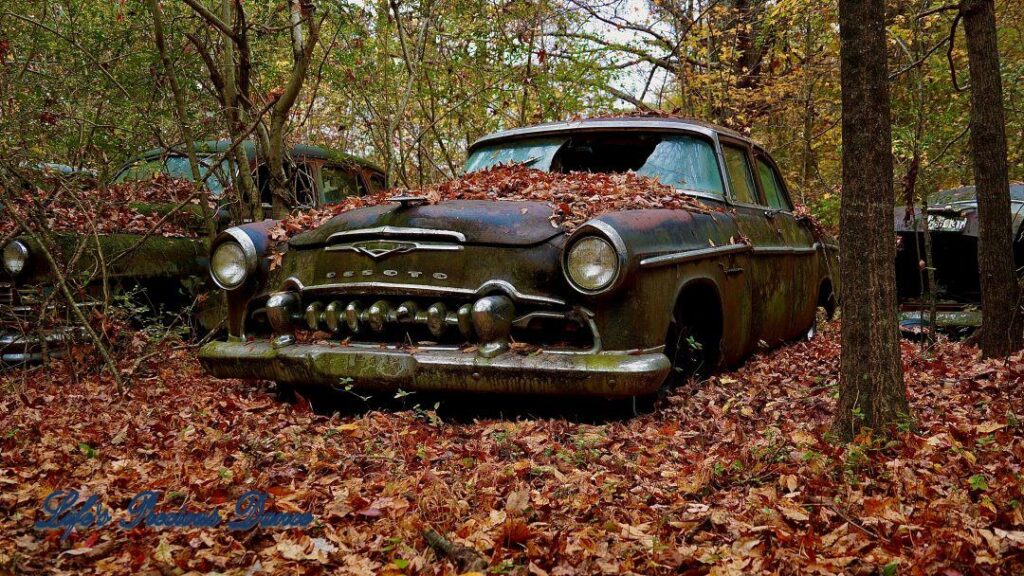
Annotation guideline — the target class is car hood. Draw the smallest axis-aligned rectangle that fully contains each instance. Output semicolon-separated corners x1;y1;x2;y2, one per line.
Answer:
288;199;564;248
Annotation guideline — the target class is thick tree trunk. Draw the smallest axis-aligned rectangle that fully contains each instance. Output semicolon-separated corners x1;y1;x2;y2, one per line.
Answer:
831;0;909;441
962;0;1023;357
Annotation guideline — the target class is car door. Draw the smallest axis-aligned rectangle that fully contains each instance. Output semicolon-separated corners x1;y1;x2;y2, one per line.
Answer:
719;138;794;346
752;150;819;338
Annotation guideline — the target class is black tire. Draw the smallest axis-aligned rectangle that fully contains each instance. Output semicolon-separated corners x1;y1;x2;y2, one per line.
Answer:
632;303;719;415
664;311;712;388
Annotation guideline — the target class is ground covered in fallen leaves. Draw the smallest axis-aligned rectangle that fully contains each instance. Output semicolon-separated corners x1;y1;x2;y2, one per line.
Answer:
2;322;1023;575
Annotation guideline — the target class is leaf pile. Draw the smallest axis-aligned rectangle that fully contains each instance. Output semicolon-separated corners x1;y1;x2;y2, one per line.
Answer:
2;323;1023;574
270;165;716;242
0;175;207;239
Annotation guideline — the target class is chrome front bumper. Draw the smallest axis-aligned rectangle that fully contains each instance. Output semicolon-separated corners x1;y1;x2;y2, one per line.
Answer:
199;340;671;397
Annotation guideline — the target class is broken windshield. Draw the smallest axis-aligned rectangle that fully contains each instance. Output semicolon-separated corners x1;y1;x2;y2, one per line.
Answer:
114;154;233;197
465;132;725;197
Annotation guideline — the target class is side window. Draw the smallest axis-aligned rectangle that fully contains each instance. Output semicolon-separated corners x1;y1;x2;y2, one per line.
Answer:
756;158;793;211
368;173;386;193
320;164;365;205
721;144;759;205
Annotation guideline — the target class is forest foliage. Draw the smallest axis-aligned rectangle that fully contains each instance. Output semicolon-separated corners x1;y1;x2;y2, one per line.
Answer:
2;0;1023;228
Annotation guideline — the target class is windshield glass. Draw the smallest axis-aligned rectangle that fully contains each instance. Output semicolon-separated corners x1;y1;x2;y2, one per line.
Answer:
464;137;565;172
115;154;233;197
465;132;725;197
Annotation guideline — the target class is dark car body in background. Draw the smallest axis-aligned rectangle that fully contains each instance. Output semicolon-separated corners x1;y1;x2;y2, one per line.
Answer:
894;184;1024;333
1;142;382;364
198;117;838;398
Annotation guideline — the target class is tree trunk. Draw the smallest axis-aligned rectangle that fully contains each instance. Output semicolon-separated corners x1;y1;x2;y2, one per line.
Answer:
831;0;909;441
961;0;1023;357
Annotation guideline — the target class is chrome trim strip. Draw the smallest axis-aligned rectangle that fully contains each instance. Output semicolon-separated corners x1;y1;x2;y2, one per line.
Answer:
469;119;722;152
750;246;819;256
326;226;466;243
326;241;463;256
511;310;569;327
291;277;566;307
640;243;751;268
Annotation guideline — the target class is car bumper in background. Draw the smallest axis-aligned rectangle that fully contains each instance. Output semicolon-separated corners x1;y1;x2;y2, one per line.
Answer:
199;340;671;397
0;327;81;364
898;306;982;334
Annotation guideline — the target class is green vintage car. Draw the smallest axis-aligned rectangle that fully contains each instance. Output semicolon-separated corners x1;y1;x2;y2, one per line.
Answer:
198;118;838;398
1;141;383;364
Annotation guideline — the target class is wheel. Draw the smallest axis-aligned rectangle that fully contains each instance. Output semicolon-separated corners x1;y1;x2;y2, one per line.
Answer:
665;312;712;388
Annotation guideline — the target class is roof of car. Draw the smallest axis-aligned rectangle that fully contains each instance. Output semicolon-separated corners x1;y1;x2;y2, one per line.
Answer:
468;116;754;153
133;140;383;174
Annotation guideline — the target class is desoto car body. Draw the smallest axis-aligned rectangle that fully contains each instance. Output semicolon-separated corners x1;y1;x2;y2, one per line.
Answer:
894;183;1024;333
198;118;838;398
1;141;382;364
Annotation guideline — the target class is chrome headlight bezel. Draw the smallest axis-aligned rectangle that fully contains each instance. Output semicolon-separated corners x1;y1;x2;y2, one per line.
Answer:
210;228;258;290
3;240;30;276
562;222;628;295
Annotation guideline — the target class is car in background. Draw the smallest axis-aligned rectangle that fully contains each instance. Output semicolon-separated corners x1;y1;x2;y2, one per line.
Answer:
1;141;383;364
198;117;838;401
111;141;385;210
894;183;1024;335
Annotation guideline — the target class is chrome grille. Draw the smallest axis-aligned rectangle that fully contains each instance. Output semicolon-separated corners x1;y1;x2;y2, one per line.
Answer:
0;283;12;306
252;293;596;351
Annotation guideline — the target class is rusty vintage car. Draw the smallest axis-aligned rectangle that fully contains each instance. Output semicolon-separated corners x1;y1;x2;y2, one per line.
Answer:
198;118;838;399
1;141;383;364
894;183;1024;334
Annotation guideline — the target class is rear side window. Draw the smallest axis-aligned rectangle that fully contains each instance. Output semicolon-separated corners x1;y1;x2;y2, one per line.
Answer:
368;173;386;193
320;165;365;204
722;145;758;205
756;159;792;211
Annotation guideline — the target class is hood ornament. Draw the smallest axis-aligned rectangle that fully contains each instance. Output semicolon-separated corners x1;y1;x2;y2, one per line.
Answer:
389;195;428;208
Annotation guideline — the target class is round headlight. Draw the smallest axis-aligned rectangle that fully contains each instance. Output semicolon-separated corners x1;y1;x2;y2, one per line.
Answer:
211;241;250;289
3;240;29;275
566;236;620;292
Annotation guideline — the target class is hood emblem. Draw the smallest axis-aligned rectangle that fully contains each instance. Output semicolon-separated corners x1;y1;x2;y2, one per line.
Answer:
348;240;419;260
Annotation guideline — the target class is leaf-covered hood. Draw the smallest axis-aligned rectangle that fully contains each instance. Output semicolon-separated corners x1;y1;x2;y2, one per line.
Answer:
287;199;564;248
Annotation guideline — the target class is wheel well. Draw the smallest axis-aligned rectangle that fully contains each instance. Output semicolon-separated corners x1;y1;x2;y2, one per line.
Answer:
817;279;836;320
665;281;723;373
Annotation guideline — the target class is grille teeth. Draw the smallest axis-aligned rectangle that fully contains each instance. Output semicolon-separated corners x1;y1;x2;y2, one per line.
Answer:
395;301;419;325
367;300;393;332
344;301;363;333
426;303;447;337
304;302;323;331
456;304;475;339
323;301;344;333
